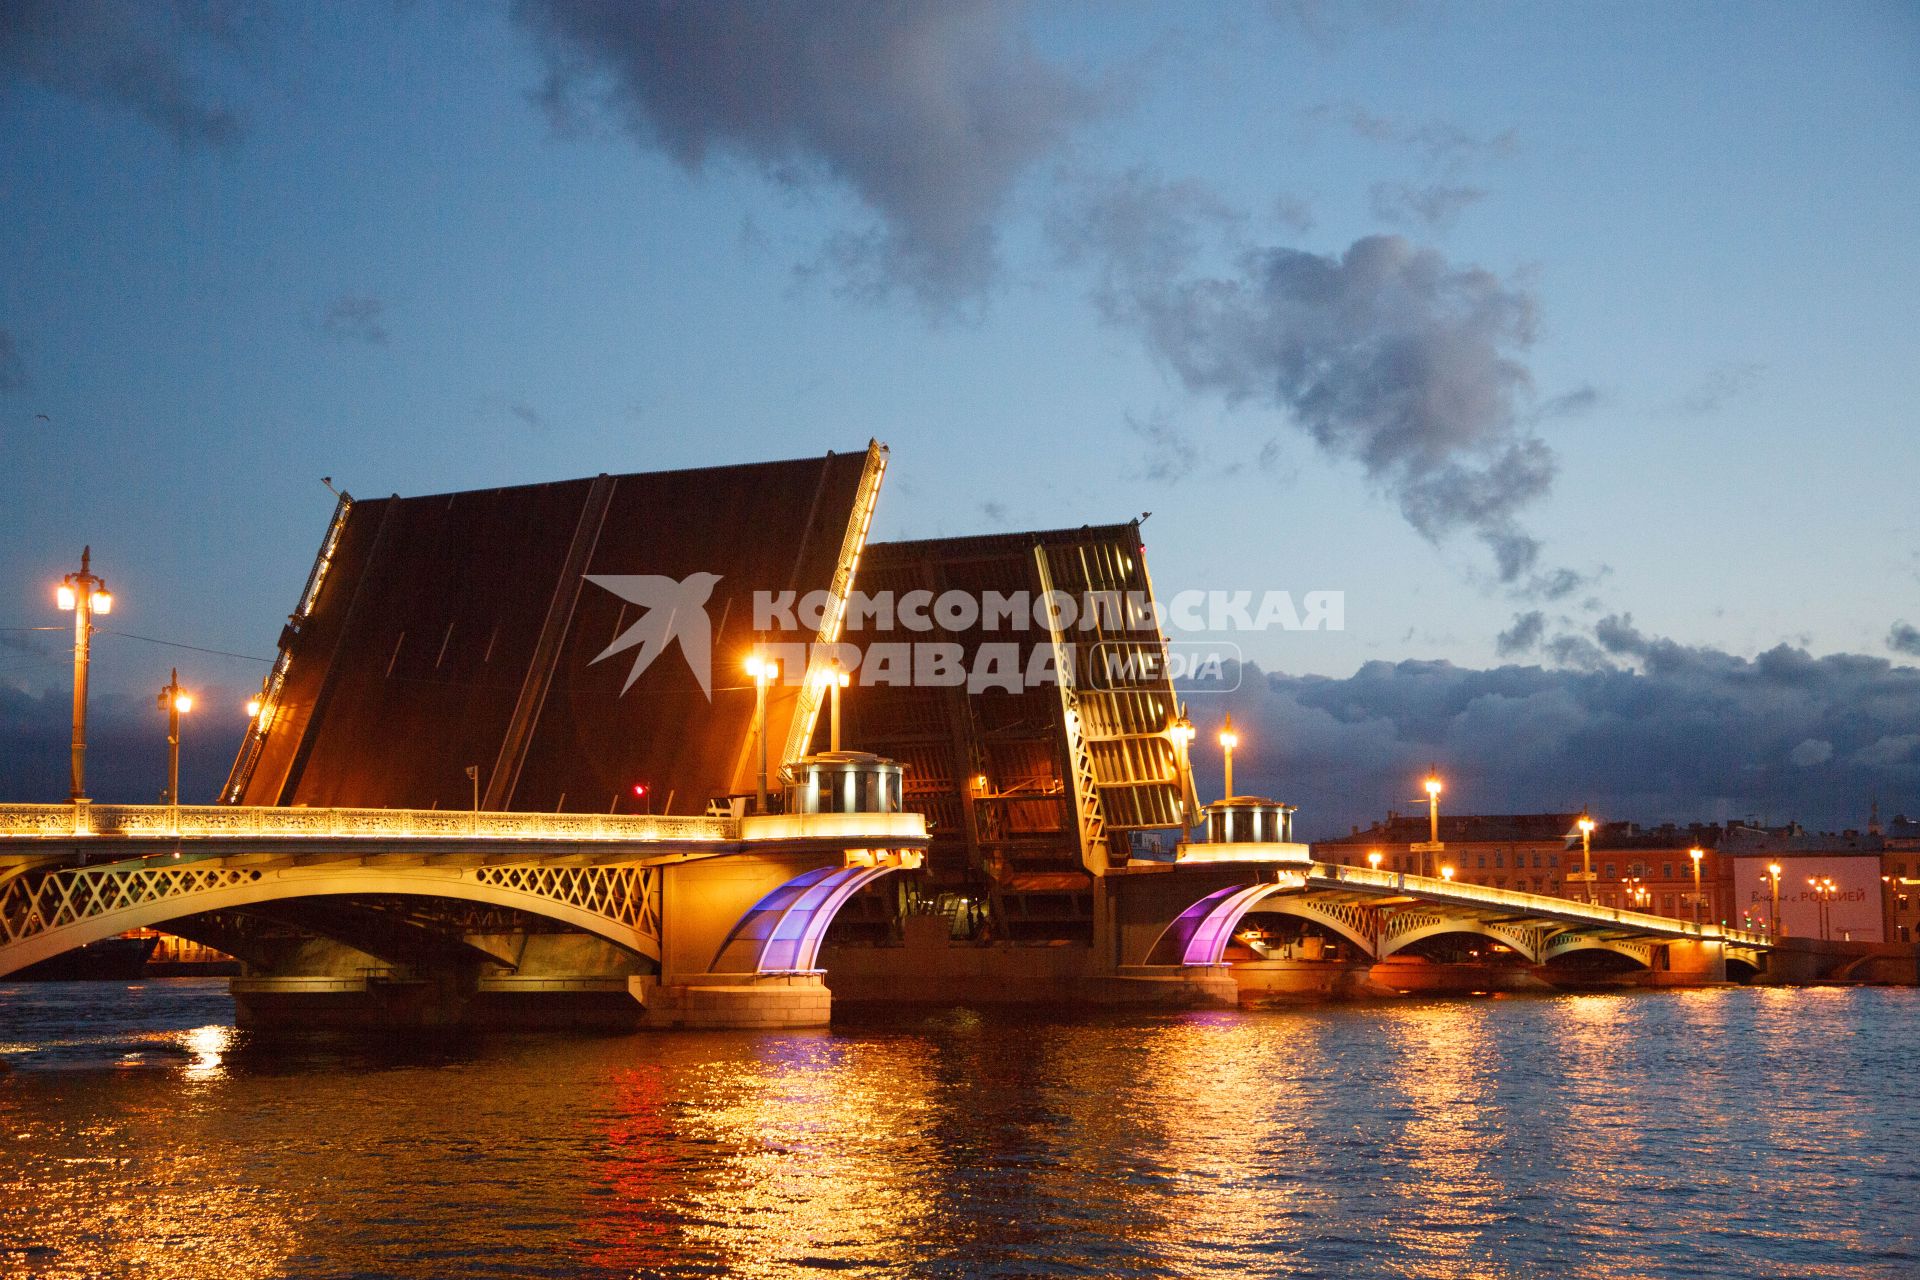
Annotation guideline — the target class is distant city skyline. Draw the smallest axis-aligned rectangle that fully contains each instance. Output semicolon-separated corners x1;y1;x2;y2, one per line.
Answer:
2;1;1916;830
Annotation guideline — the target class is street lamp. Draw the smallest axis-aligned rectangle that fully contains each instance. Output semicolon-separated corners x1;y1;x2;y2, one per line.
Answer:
1367;849;1383;872
818;662;851;752
1808;875;1838;940
1407;769;1446;878
1575;812;1597;904
1218;715;1238;799
156;669;192;805
1440;864;1455;882
55;547;112;803
1767;862;1783;938
747;653;782;814
1688;846;1705;926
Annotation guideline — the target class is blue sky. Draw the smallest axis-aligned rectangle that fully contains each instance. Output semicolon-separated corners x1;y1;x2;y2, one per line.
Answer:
1;1;1916;828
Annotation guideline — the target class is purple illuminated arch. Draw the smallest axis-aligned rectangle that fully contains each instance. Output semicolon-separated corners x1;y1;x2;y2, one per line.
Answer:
1147;881;1301;966
712;864;902;974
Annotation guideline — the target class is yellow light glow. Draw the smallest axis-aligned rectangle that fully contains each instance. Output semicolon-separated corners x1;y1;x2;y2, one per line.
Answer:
173;693;193;714
90;590;111;615
1219;729;1238;750
1441;865;1456;881
1768;862;1782;878
745;655;765;678
56;584;76;610
1577;816;1596;834
1367;850;1383;869
1424;776;1442;797
245;697;263;718
1688;846;1704;862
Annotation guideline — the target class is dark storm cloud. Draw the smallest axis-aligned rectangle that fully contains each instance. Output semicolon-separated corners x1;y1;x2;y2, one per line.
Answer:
318;294;389;346
1890;621;1920;657
0;679;236;804
0;0;246;147
1057;171;1555;581
1495;610;1545;656
1190;625;1920;838
0;328;24;392
512;0;1104;308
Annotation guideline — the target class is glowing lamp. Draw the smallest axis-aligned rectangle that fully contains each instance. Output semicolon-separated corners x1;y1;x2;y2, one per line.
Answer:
245;697;263;718
90;590;112;615
632;783;647;798
1577;816;1596;835
56;584;76;610
745;655;766;679
1767;863;1782;878
1688;847;1704;862
1441;865;1455;881
1424;776;1442;797
1367;850;1383;870
173;693;193;714
1218;728;1238;751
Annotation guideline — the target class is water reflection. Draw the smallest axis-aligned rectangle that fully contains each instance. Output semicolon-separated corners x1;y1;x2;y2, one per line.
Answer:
0;983;1916;1278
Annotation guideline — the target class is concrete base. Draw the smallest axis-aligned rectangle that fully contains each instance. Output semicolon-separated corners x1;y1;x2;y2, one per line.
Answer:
1233;958;1400;1003
640;973;833;1029
1092;964;1240;1007
1371;958;1555;996
231;973;655;1031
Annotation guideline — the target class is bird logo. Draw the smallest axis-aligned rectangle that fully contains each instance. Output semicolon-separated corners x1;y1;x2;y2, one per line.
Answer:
584;572;723;698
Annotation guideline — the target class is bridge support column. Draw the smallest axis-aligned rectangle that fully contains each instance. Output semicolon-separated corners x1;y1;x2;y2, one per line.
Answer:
637;972;832;1029
1647;938;1728;987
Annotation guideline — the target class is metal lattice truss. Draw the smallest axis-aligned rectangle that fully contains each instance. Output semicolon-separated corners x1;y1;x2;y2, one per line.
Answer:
1151;874;1737;970
0;859;664;978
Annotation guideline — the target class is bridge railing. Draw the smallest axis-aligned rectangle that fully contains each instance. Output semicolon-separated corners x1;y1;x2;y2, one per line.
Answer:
0;802;735;844
1310;861;1771;948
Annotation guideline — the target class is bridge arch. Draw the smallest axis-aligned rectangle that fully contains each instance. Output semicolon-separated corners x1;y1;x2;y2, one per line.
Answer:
1378;914;1546;963
1540;931;1653;969
0;861;662;979
708;864;905;975
1147;881;1378;966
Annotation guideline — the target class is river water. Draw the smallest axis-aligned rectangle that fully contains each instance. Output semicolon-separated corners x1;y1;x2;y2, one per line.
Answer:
0;979;1914;1279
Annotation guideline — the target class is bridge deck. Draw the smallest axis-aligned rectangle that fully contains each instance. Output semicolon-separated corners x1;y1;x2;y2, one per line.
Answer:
1299;862;1771;948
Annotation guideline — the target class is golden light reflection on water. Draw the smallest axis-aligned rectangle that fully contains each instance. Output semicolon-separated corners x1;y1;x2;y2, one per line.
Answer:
1375;1001;1504;1279
585;1032;945;1278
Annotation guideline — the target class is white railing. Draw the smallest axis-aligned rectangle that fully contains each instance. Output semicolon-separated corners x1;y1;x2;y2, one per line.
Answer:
1309;861;1771;948
0;802;734;843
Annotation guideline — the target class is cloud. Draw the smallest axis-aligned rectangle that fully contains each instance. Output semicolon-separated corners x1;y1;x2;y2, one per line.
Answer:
1788;738;1833;768
0;0;247;147
1888;621;1920;657
1305;103;1517;170
0;328;24;392
318;294;389;346
512;0;1104;309
0;679;238;804
1496;610;1545;656
1369;181;1486;229
1528;385;1600;423
1271;194;1314;233
508;401;548;433
1058;171;1555;581
1127;410;1198;484
1674;361;1763;415
1186;625;1920;838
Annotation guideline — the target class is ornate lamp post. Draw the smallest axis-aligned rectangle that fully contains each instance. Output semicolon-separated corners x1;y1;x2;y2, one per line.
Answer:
747;653;782;814
1410;769;1445;878
1575;812;1598;904
1218;715;1238;800
1688;846;1705;925
156;669;192;805
1767;862;1783;938
56;547;112;803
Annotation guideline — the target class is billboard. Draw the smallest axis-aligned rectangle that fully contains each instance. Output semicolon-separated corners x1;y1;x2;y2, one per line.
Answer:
1731;856;1883;942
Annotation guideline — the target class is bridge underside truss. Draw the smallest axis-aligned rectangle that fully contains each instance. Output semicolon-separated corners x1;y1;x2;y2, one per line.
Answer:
0;859;663;978
1149;882;1674;970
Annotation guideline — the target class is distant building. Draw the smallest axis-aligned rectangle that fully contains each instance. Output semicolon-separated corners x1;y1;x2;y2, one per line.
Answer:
1316;812;1582;896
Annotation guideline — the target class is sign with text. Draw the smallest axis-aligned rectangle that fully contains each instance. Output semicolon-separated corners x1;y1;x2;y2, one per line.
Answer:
1732;855;1883;942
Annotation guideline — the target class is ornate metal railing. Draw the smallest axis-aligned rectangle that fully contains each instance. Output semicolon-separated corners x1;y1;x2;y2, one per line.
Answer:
0;802;734;843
